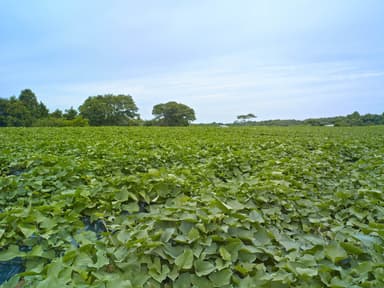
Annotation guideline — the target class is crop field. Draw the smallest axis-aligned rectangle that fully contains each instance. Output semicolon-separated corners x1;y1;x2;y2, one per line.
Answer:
0;126;383;287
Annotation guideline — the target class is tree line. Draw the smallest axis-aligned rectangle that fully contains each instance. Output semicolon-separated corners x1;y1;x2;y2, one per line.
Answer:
233;111;384;126
0;89;196;127
1;89;382;127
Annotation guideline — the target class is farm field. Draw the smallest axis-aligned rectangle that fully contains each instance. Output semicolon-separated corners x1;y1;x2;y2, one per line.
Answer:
0;126;384;287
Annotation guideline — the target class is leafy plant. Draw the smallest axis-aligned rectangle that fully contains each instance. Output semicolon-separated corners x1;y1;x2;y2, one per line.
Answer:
0;126;383;287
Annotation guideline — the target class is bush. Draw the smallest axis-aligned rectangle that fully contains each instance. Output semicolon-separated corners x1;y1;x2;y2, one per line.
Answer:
32;116;89;127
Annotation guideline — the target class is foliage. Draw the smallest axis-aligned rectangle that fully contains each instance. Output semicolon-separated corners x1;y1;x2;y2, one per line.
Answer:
242;119;304;126
152;101;196;126
235;111;384;127
63;107;78;120
79;94;139;126
50;109;63;119
0;90;49;127
303;111;384;126
0;126;383;287
0;97;31;127
18;89;49;120
0;90;69;127
32;116;89;127
1;91;140;127
236;113;257;124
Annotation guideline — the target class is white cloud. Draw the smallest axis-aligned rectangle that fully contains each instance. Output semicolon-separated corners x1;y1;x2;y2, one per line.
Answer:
37;58;384;123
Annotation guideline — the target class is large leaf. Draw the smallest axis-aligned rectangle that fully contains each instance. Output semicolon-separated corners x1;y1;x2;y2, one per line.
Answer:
0;245;26;261
175;248;194;270
209;268;232;287
194;259;216;277
325;241;348;263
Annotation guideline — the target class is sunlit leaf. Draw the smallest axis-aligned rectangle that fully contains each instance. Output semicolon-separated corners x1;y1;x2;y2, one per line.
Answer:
175;248;194;270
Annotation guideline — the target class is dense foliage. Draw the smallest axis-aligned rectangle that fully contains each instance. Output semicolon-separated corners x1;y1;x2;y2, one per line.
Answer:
31;116;89;127
0;90;48;127
152;102;196;126
0;126;383;287
235;111;384;127
1;90;197;127
0;90;87;127
79;95;139;126
1;89;383;127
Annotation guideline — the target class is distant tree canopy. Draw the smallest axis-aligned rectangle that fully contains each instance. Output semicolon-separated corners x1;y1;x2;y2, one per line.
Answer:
50;109;63;119
0;89;87;127
303;111;384;127
233;111;384;127
79;94;139;126
0;89;49;126
19;89;49;119
236;113;257;123
64;107;78;120
2;89;384;128
152;101;196;126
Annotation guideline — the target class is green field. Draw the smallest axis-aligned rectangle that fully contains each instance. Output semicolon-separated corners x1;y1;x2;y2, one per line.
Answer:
0;126;384;287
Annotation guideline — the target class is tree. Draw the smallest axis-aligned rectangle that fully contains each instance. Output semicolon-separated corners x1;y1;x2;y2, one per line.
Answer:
79;94;139;126
236;113;257;124
50;109;63;118
0;90;49;126
63;106;78;120
38;102;49;118
19;89;39;111
0;98;9;127
4;96;32;126
18;89;49;119
33;115;89;127
152;101;196;126
346;111;362;126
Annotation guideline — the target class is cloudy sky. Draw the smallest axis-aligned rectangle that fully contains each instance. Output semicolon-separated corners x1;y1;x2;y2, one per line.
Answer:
1;0;383;123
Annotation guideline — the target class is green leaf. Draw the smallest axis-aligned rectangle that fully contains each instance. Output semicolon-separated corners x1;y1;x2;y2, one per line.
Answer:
117;230;131;243
213;197;232;212
0;245;26;261
277;235;300;251
227;199;245;211
163;245;184;259
39;217;57;230
194;259;216;277
254;226;271;245
149;263;170;283
18;223;36;238
191;275;212;288
249;210;264;223
353;261;372;274
174;272;192;288
175;248;194;270
0;228;5;239
29;245;45;258
219;247;232;261
296;267;318;277
330;276;350;288
106;276;133;288
187;227;200;243
325;241;348;263
90;249;110;269
73;251;94;269
209;268;232;287
115;188;130;201
161;228;175;242
340;242;364;255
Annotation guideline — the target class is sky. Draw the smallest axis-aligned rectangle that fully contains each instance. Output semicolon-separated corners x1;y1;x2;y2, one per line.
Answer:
0;0;383;123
